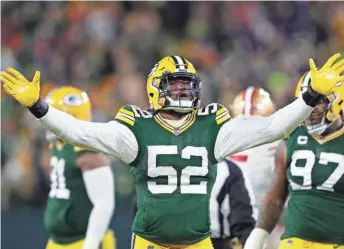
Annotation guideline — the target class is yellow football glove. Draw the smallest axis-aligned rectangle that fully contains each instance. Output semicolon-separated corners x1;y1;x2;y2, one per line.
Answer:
309;53;344;95
1;68;41;107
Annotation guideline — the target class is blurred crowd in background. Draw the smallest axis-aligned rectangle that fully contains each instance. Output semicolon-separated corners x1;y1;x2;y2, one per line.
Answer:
1;1;344;211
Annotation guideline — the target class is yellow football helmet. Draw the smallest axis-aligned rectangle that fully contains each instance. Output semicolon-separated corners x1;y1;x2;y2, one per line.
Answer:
231;86;275;118
146;56;201;113
45;86;92;121
295;70;344;136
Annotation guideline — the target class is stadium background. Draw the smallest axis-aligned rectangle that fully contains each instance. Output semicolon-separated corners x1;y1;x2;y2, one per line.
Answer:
1;1;343;249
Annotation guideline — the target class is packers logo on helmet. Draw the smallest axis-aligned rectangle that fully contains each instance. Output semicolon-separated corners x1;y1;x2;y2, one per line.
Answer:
146;56;202;113
46;86;92;121
295;71;344;136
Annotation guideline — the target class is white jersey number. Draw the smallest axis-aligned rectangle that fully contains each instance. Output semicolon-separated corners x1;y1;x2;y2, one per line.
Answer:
148;145;208;194
290;150;344;192
49;156;71;199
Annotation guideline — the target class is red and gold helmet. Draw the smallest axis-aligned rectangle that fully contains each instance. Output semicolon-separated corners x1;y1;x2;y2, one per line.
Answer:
231;86;275;117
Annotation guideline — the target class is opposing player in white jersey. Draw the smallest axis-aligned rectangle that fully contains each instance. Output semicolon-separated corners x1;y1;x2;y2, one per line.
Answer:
229;87;279;209
229;87;283;249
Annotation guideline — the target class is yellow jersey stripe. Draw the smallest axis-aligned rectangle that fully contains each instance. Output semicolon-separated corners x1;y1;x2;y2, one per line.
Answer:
154;110;197;136
216;110;229;120
312;126;344;144
115;113;135;126
216;113;231;125
179;112;197;133
119;108;135;117
117;112;135;121
179;111;195;130
216;107;227;116
154;116;175;133
74;146;87;152
156;114;175;130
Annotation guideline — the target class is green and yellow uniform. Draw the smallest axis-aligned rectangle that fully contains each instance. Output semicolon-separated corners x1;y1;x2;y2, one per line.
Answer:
44;141;115;249
115;103;231;246
283;126;344;245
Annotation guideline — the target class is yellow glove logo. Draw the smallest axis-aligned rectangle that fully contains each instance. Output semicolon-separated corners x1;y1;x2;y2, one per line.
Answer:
1;68;41;107
309;53;344;95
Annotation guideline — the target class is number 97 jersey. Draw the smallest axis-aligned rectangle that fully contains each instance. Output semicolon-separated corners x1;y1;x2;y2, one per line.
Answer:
283;126;344;244
115;104;231;245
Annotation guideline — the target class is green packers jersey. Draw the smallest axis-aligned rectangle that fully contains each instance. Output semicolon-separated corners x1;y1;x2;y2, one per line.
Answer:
44;141;93;244
115;104;231;244
282;125;344;244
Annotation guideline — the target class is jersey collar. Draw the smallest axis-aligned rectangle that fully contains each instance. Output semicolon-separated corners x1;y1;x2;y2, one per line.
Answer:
154;110;197;136
311;125;344;144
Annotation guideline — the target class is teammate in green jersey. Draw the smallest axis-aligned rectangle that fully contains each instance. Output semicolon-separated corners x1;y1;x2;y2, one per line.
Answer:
245;70;344;249
43;86;116;249
2;53;344;249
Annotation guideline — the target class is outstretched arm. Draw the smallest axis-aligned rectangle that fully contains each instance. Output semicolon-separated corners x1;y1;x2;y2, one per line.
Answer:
40;104;137;164
215;96;312;161
214;53;344;161
243;140;289;249
0;68;138;164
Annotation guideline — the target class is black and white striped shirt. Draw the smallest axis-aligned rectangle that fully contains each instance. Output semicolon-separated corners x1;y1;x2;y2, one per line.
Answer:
210;159;257;244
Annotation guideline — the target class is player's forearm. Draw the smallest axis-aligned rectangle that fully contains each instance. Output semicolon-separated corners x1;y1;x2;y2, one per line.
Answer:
39;104;98;147
264;97;313;141
29;97;95;144
256;193;285;233
243;195;285;249
264;87;322;141
83;166;115;249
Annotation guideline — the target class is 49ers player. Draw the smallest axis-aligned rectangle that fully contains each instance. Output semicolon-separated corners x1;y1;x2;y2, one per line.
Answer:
229;87;283;249
230;86;278;209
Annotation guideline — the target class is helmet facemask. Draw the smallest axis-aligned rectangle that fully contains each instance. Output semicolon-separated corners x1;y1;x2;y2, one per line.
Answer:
304;95;336;136
156;72;201;113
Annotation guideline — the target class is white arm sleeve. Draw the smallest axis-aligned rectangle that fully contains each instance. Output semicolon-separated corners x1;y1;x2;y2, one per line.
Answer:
215;97;313;161
39;106;138;164
82;166;115;249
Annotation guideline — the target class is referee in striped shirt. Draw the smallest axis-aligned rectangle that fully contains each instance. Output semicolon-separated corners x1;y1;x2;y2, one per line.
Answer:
210;159;257;249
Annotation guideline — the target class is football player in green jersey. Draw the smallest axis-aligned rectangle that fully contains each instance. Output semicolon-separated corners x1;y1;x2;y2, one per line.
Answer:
1;53;344;249
245;70;344;249
43;87;116;249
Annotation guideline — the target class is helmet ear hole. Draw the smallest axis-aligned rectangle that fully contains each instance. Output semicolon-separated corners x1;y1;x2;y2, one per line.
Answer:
150;93;154;97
